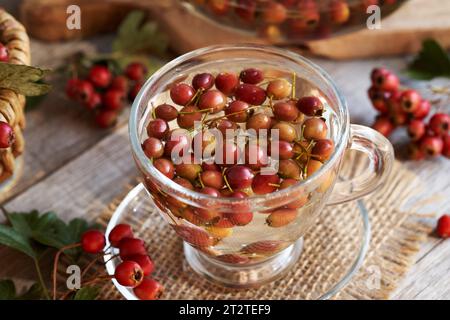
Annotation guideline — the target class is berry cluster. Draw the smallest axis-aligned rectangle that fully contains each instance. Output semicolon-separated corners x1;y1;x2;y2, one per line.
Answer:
190;0;401;41
54;226;163;300
65;62;147;128
107;224;164;300
0;42;9;62
368;68;450;160
140;66;335;262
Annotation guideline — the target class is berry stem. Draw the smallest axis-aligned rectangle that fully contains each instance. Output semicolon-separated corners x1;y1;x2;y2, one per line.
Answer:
81;253;104;278
52;243;81;300
34;258;51;300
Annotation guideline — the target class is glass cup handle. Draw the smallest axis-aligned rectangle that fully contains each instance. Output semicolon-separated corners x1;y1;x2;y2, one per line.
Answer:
326;124;395;206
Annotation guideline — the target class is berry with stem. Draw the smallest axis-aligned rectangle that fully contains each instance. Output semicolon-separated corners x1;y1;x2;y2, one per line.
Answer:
108;224;134;247
118;238;147;260
81;230;105;254
0;121;15;149
114;261;144;287
133;278;164;300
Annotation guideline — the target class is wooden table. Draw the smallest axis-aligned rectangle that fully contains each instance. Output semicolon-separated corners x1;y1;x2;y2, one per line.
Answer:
0;35;449;299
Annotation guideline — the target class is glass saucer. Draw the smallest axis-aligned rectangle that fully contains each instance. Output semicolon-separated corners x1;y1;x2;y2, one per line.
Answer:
104;183;370;300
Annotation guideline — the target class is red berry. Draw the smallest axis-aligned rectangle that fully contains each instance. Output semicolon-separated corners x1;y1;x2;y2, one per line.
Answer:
412;100;431;120
129;82;142;101
84;92;101;110
75;80;94;104
95;110;118;128
103;89;125;110
235;0;257;22
240;240;285;255
110;76;129;92
118;238;147;260
252;173;280;195
0;43;9;62
208;0;230;15
372;116;394;137
173;225;217;247
133;278;164;300
192;73;215;91
296;96;323;116
420;135;443;157
400;89;422;113
224;211;253;226
370;68;399;91
407;119;426;141
235;84;266;106
407;143;425;161
273;101;299;121
142;137;164;159
0;121;15;149
114;261;144;287
108;224;134;247
240;68;264;84
368;86;391;114
215;72;239;95
389;95;408;126
170;83;195;106
127;255;154;276
153;158;175;179
225;100;251;123
443;135;450;158
198;90;227;114
81;230;105;254
155;104;178;122
88;65;112;88
177;105;202;129
245;144;268;170
65;78;81;100
263;1;288;24
330;0;350;24
200;170;224;189
429;113;450;136
225;165;254;190
266;208;297;227
436;215;450;238
146;118;169;139
125;62;147;81
312;139;335;161
164;129;190;158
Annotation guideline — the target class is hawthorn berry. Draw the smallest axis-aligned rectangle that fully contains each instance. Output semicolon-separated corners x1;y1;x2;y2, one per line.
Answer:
429;113;450;136
192;72;215;91
0;43;9;62
420;135;443;157
240;68;264;84
0;121;15;149
436;215;450;238
133;278;164;300
108;224;134;247
297;96;323;116
125;62;147;81
170;83;195;106
95;110;118;128
407;119;426;141
215;72;239;95
127;254;155;276
84;92;101;110
370;68;399;91
88;65;112;88
400;89;422;113
103;89;126;110
81;230;105;254
114;261;144;287
111;76;129;92
129;82;142;101
118;238;147;260
443;135;450;158
65;78;81;100
75;80;94;104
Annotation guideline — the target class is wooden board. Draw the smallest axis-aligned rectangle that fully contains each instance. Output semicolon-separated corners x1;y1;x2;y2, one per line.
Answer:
19;0;450;59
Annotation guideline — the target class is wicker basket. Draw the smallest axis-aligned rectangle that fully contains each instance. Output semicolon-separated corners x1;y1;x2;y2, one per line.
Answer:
0;9;30;183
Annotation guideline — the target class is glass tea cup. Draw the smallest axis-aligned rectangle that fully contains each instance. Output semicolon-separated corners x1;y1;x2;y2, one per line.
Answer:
129;45;393;288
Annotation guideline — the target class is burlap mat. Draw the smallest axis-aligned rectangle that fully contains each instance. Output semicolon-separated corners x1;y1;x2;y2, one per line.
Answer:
96;152;434;300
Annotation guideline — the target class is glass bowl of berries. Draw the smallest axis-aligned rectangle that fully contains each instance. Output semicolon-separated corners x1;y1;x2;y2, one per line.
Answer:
128;45;393;288
180;0;407;44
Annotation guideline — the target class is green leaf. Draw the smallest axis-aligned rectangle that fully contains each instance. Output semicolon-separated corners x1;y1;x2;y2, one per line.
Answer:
0;225;36;258
0;63;52;96
112;10;168;56
0;280;16;300
407;39;450;80
73;286;100;300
